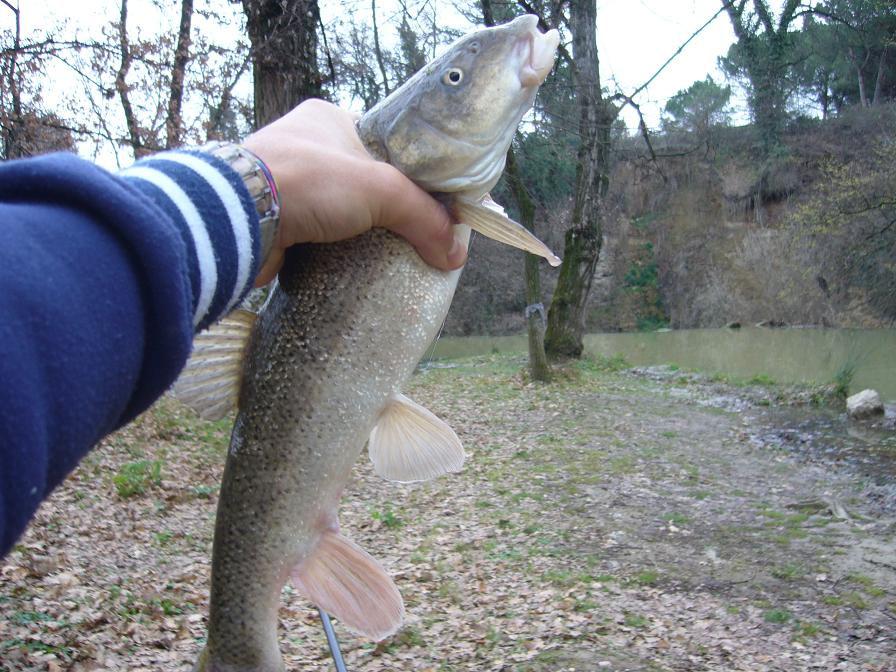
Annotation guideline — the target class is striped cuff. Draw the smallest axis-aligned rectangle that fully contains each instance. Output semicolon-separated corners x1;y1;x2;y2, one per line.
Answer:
120;151;261;331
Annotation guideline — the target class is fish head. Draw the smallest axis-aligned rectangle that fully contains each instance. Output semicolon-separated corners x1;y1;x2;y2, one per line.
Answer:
359;14;559;198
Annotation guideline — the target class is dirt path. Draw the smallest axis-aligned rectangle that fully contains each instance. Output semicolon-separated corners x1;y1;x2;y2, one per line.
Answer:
1;355;894;671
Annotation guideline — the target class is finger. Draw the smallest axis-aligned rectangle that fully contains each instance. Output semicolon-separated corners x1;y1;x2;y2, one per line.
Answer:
374;167;468;271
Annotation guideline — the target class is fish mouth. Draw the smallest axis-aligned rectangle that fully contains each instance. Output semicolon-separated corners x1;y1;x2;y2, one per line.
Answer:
515;16;560;87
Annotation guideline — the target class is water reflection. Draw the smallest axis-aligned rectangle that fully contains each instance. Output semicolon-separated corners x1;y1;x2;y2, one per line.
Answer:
431;328;896;402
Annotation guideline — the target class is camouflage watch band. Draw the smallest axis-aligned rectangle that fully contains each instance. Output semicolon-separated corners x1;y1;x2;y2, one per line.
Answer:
201;141;281;269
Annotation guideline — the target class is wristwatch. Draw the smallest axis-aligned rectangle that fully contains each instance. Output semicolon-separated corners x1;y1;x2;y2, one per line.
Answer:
200;141;281;266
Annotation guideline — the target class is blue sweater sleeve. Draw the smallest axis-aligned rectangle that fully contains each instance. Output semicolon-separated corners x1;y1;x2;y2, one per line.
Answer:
0;151;261;555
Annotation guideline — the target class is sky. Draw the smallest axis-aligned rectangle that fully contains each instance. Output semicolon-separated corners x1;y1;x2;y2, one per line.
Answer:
14;0;748;161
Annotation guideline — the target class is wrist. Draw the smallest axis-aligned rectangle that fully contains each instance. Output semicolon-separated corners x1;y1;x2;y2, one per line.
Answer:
200;142;281;272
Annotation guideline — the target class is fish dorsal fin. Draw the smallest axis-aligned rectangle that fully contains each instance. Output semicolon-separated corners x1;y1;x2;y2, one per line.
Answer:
454;195;562;267
368;393;465;483
171;309;256;420
290;530;404;641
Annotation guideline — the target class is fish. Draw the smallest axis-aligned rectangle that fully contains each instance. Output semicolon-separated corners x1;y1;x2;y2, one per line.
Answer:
175;14;560;672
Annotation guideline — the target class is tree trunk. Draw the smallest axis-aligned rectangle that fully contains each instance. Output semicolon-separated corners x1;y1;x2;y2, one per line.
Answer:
849;46;870;107
872;46;888;106
242;0;323;128
1;0;23;159
116;0;149;157
723;0;800;152
370;0;391;96
544;0;609;360
479;0;550;380
506;146;551;381
165;0;193;149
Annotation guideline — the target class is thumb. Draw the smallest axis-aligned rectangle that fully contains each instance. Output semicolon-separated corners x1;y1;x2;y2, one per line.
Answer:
374;166;467;271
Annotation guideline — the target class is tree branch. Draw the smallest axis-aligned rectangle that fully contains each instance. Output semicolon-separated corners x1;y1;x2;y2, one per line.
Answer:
628;1;732;102
115;0;145;157
165;0;193;148
370;0;391;96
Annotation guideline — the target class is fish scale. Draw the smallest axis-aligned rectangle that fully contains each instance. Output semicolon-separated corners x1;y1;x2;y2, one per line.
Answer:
176;14;560;672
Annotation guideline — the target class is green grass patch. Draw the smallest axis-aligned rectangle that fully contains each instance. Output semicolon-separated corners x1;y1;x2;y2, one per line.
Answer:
9;610;53;625
630;570;659;586
663;512;690;526
112;459;162;498
847;574;887;597
623;613;649;628
371;506;404;529
771;564;805;581
763;608;791;623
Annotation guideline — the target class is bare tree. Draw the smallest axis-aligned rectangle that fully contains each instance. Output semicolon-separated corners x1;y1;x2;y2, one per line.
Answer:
543;0;612;359
1;0;23;158
165;0;193;148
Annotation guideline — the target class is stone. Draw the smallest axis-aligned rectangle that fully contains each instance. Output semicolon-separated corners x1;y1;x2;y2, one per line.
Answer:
846;389;884;419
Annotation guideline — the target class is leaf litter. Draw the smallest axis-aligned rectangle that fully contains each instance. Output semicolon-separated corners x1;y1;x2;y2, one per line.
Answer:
1;354;894;671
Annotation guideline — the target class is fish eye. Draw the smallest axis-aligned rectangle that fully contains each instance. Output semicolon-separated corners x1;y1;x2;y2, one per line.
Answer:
443;68;464;85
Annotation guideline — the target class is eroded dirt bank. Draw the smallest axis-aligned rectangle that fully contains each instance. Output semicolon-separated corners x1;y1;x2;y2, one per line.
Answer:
1;355;894;671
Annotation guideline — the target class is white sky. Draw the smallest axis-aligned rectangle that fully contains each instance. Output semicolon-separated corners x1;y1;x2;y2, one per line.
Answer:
14;0;749;161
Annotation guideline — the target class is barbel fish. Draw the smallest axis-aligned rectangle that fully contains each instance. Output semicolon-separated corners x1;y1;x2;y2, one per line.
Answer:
175;15;559;672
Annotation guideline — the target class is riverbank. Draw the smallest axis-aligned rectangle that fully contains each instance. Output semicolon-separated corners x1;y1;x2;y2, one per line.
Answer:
1;355;894;671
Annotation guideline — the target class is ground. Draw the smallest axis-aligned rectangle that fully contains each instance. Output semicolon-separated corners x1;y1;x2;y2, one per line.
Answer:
1;354;894;672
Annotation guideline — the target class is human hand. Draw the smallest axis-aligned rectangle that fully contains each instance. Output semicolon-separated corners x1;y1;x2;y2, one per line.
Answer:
242;99;468;287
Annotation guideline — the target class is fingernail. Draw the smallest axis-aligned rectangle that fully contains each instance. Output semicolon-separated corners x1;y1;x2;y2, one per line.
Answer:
447;236;467;269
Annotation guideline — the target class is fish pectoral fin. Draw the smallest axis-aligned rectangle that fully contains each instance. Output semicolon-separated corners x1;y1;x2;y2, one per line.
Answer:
290;530;404;641
171;308;256;420
368;393;465;483
454;195;562;267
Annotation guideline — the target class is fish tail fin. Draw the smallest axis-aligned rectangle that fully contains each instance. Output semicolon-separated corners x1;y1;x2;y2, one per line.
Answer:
369;393;465;482
290;530;404;641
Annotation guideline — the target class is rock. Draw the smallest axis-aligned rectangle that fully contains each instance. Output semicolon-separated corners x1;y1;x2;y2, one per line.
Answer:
846;389;884;419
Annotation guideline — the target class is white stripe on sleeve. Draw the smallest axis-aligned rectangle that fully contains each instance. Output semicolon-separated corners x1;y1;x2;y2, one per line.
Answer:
159;153;254;313
121;166;218;327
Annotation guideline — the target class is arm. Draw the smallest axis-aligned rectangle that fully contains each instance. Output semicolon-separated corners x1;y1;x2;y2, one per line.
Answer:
0;99;465;557
0;150;258;554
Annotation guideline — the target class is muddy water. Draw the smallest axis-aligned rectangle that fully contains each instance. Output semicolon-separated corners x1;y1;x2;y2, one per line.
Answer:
432;327;896;401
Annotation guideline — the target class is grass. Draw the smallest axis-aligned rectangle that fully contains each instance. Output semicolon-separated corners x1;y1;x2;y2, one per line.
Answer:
371;506;404;529
763;608;791;623
771;564;804;581
663;512;690;526
630;570;659;587
623;613;649;628
112;459;162;498
832;360;856;399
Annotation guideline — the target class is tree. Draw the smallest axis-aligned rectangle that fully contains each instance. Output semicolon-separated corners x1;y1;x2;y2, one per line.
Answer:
481;0;551;381
663;75;731;136
242;0;323;128
0;2;76;158
543;0;615;359
720;0;803;151
814;0;896;108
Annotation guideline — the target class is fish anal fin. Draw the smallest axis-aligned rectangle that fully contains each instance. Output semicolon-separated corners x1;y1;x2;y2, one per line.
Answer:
290;530;404;641
454;196;561;267
369;393;465;483
172;308;256;420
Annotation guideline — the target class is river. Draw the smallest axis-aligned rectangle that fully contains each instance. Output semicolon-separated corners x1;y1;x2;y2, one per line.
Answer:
431;327;896;402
